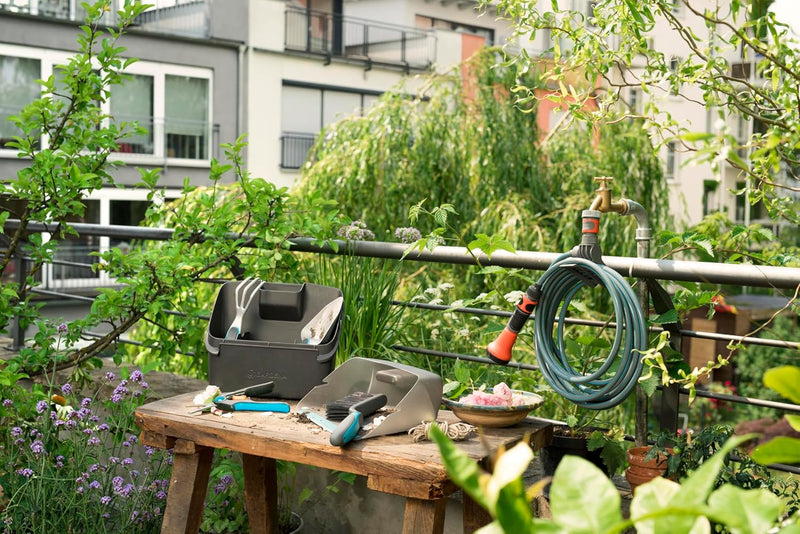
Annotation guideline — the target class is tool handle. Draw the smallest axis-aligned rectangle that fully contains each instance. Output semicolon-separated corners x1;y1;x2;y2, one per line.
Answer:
214;398;290;412
486;284;541;364
241;381;275;398
352;393;387;415
330;412;362;446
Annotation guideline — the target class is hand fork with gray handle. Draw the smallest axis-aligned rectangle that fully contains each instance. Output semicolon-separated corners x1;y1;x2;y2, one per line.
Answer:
224;277;262;340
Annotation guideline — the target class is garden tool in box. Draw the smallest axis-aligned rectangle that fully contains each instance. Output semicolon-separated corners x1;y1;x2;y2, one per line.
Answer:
297;357;443;444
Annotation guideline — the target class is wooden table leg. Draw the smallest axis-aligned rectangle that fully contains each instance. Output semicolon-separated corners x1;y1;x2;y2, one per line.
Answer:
243;454;279;534
462;492;493;533
402;497;446;534
161;439;214;534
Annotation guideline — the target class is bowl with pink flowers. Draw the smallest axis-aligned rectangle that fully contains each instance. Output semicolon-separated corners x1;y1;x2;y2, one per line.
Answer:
442;382;544;428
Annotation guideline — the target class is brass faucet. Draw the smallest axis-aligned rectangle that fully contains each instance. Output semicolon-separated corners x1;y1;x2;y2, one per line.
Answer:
589;176;628;214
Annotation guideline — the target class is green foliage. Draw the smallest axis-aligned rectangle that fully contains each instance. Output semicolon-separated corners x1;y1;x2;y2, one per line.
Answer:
432;426;798;533
751;365;800;466
0;371;171;533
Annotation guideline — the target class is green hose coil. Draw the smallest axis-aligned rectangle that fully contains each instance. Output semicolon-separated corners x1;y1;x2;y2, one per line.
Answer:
534;254;647;409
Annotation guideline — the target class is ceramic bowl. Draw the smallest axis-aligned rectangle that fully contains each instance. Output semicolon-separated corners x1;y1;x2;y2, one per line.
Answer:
441;390;544;428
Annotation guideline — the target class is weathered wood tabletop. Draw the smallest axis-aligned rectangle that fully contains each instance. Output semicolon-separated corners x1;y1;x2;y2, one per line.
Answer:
135;391;553;534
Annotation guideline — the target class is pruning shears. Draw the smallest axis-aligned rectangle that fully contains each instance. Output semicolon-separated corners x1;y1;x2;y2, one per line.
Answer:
189;382;288;414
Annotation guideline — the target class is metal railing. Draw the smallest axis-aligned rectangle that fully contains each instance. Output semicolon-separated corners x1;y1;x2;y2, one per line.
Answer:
280;132;317;170
3;219;800;474
284;6;436;71
0;0;210;38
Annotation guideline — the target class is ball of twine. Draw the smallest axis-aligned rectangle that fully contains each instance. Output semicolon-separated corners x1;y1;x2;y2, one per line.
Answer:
408;420;476;442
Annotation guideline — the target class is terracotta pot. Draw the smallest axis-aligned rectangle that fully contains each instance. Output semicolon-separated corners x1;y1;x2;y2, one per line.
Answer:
625;446;673;493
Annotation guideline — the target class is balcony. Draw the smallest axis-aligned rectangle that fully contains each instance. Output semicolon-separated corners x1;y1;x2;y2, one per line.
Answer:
280;132;317;170
0;0;210;39
284;6;436;71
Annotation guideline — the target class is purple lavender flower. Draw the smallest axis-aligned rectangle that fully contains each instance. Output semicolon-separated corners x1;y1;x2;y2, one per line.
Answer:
126;434;138;445
394;226;422;244
35;400;48;414
81;397;92;408
57;322;68;334
112;476;124;488
87;436;101;446
214;473;234;495
100;495;111;505
11;426;22;438
104;371;115;381
77;486;84;493
30;440;45;456
130;370;143;382
89;463;100;472
2;399;12;408
121;457;134;466
89;480;101;490
55;455;65;468
97;423;110;432
156;490;167;500
61;383;72;395
16;468;34;477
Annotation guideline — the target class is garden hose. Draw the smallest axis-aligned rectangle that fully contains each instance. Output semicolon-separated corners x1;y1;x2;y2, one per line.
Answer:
487;210;648;409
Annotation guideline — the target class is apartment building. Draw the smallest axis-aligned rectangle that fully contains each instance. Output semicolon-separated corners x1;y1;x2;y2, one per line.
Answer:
1;0;524;290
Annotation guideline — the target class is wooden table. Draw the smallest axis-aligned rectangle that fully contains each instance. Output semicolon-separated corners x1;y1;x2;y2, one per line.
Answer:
135;392;553;534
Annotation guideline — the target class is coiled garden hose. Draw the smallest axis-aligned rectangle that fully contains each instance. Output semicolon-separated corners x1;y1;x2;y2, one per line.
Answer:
487;210;648;409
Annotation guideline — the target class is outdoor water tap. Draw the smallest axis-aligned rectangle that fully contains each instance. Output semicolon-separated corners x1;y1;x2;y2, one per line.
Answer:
589;176;628;214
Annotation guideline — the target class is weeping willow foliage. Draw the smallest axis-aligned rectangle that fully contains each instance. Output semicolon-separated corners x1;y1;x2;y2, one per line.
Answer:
294;48;549;248
296;47;669;257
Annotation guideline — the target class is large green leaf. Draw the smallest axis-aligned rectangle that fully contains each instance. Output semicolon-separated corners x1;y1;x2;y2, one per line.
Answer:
549;456;622;533
763;366;800;404
630;477;707;534
428;424;492;512
707;485;782;534
751;436;800;466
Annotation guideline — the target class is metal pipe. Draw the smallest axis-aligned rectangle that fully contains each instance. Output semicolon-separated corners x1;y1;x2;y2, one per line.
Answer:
6;219;800;288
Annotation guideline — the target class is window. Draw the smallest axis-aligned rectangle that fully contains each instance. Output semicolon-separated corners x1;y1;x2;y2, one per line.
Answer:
414;15;494;45
665;141;677;181
668;56;681;95
629;88;640;113
0;54;40;149
735;181;766;222
0;44;212;162
111;74;154;154
671;0;682;16
165;75;209;159
280;82;381;169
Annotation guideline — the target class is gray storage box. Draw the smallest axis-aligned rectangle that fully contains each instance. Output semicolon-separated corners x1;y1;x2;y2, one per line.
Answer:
206;281;343;399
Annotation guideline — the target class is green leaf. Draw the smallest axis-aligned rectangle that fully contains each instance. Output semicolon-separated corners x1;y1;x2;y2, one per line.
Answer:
750;436;800;466
762;366;800;403
549;456;623;533
707;485;782;534
429;424;492;512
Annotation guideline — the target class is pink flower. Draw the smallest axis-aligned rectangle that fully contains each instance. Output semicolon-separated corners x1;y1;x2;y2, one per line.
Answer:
458;382;526;407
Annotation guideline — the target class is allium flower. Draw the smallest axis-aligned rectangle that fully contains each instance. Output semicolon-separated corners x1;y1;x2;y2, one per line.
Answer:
337;220;375;241
394;226;422;243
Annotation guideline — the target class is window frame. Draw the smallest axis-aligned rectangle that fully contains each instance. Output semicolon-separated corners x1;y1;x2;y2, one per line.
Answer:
0;43;213;167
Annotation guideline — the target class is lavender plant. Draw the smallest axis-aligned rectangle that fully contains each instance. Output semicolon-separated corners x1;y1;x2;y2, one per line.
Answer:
0;363;172;533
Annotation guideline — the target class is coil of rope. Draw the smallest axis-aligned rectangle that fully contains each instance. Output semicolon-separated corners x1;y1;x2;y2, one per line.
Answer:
487;210;648;409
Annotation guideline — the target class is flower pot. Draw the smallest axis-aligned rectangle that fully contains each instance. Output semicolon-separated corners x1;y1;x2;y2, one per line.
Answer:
624;446;673;493
540;428;610;478
280;510;303;534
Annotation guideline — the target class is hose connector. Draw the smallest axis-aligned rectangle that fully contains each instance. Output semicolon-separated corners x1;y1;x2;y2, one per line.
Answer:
571;209;603;264
487;284;541;365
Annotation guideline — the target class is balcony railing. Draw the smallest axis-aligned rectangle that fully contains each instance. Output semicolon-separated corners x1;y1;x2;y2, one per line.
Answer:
280;132;317;170
3;219;800;477
0;0;210;38
284;6;436;71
